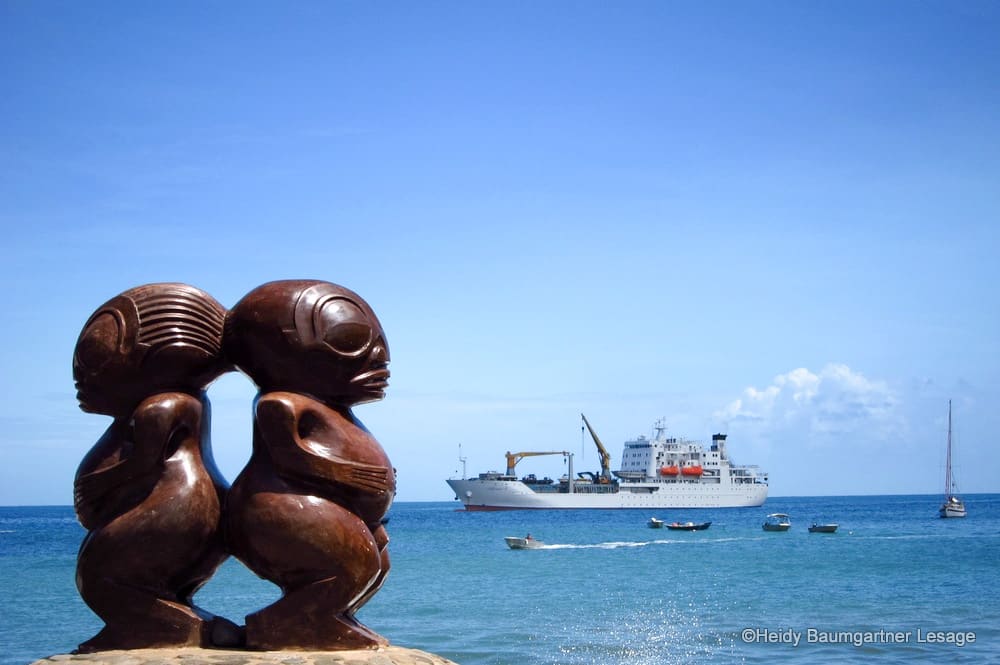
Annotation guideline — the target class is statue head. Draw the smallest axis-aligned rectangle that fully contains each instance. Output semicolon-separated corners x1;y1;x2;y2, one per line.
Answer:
73;283;229;416
225;280;390;406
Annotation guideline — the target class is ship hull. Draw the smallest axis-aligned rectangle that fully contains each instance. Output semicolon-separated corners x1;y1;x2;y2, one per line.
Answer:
939;502;967;518
447;478;767;510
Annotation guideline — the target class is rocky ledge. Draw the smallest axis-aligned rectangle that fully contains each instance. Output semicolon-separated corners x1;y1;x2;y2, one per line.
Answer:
31;647;458;665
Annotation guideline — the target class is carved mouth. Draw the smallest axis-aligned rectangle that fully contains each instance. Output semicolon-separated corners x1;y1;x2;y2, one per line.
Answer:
74;382;90;405
75;389;97;413
74;380;108;413
353;367;390;392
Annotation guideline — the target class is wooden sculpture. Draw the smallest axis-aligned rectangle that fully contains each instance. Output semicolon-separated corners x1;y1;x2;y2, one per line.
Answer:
72;283;237;652
224;280;395;650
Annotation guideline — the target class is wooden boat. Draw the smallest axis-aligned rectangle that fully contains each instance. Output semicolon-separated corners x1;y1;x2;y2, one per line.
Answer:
808;523;838;533
504;536;545;550
762;513;791;532
666;521;711;531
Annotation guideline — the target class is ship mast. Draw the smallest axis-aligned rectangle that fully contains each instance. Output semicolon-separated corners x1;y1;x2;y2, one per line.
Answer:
944;400;953;498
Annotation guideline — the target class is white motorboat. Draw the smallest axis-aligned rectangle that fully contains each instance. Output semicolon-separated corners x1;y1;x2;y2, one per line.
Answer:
505;536;545;550
762;513;791;532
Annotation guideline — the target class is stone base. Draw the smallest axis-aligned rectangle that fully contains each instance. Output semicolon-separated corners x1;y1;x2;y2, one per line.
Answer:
31;646;459;665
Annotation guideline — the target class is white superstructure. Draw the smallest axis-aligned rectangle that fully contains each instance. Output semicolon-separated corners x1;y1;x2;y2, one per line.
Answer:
447;418;768;510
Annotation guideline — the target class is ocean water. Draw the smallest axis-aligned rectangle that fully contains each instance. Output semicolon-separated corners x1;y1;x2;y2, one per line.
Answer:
2;495;998;664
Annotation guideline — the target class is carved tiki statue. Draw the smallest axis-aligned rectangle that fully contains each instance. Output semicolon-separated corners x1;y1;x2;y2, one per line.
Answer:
224;280;395;650
72;283;235;652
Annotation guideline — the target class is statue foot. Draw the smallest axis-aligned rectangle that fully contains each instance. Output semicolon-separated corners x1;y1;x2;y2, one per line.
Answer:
244;577;388;650
210;616;246;648
247;612;385;650
75;595;214;652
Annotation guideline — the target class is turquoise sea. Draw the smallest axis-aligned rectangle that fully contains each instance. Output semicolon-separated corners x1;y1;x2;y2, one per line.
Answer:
2;495;998;664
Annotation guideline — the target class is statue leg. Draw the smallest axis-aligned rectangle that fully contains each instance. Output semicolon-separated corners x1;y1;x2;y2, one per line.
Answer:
348;524;390;615
242;519;386;650
75;576;211;652
173;541;244;648
76;530;218;651
245;573;388;650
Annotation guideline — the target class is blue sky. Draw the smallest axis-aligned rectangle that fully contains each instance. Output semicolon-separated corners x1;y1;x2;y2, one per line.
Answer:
2;1;998;504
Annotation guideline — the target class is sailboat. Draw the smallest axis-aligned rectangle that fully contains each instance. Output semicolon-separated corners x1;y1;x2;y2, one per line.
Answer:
938;400;967;519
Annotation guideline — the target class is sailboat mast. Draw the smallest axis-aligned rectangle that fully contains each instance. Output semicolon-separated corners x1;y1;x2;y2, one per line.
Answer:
944;400;953;497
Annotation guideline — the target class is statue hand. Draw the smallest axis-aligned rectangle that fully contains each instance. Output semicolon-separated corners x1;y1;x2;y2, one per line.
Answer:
331;460;391;495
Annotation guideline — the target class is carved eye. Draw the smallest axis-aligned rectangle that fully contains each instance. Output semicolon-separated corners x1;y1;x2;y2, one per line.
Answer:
317;298;373;355
74;311;123;372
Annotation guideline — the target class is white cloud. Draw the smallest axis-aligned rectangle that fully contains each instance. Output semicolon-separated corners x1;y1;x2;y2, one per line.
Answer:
715;364;901;439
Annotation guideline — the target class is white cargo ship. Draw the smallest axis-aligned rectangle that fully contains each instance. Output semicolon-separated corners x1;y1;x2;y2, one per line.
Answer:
447;415;768;510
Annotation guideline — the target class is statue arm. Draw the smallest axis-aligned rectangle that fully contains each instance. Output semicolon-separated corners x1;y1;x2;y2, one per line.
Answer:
256;394;392;496
74;394;198;527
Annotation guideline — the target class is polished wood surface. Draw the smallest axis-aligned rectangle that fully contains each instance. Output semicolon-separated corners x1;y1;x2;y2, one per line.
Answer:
225;280;394;650
72;280;394;652
73;284;233;651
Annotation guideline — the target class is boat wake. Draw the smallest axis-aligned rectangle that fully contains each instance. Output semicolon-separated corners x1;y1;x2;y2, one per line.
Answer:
530;537;763;550
852;533;958;541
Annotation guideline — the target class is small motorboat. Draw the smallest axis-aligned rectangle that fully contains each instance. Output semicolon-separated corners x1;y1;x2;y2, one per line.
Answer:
808;523;839;533
762;513;791;532
648;517;665;528
505;536;545;550
666;521;712;531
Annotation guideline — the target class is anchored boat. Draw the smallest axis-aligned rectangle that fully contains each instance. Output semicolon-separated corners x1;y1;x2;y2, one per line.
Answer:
762;513;791;532
808;523;838;533
939;400;967;519
447;415;768;510
666;521;712;531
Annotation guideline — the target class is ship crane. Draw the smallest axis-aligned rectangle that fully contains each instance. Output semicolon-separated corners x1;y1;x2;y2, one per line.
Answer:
505;451;570;477
580;413;613;483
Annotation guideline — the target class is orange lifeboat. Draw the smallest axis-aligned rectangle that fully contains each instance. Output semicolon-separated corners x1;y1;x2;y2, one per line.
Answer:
659;465;680;476
681;465;703;477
